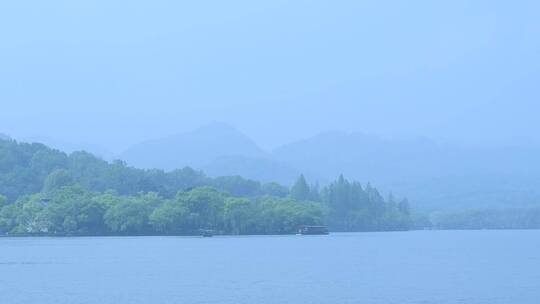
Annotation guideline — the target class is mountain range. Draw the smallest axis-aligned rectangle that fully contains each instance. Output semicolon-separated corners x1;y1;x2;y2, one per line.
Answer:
120;123;540;211
120;122;266;169
5;123;540;211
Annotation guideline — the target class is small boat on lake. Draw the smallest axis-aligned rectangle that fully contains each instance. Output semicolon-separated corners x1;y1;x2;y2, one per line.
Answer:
298;225;329;235
200;229;214;237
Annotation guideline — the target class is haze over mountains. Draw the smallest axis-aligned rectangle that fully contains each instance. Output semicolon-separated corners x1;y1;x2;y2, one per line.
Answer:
121;122;266;170
90;123;540;211
274;134;539;211
119;122;301;185
4;122;539;212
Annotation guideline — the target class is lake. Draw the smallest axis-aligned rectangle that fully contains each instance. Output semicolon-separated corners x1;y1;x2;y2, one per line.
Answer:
1;230;539;304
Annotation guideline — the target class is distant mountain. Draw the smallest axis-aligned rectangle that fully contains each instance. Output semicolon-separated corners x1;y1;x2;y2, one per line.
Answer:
272;131;445;184
202;155;300;185
120;122;266;171
272;131;540;211
0;133;11;140
115;125;540;212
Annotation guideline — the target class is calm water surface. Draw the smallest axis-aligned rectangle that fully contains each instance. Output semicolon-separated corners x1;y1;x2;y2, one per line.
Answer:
1;230;539;304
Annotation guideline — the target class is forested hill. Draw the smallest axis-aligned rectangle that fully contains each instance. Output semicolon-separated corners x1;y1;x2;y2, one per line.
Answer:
0;138;411;235
0;138;283;203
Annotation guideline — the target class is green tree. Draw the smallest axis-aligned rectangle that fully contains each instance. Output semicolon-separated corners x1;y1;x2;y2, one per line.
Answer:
14;197;48;234
104;197;151;234
149;201;188;234
0;194;7;208
254;197;323;234
42;169;75;193
177;187;226;231
398;198;410;215
224;197;255;234
290;174;310;201
261;182;289;197
211;176;261;197
38;185;106;235
0;204;18;234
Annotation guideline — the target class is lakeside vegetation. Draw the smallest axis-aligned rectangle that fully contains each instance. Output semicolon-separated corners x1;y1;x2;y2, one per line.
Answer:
0;138;411;236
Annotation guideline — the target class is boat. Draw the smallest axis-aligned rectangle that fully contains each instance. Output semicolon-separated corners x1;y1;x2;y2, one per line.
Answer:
200;229;214;237
298;225;329;235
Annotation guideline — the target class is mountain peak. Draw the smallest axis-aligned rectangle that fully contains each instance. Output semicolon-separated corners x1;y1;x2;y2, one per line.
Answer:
120;123;265;171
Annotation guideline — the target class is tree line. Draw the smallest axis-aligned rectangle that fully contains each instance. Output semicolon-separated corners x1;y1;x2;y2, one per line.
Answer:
0;186;324;235
0;138;412;235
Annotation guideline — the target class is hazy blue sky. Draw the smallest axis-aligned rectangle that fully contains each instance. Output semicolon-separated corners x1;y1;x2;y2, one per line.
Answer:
1;0;539;152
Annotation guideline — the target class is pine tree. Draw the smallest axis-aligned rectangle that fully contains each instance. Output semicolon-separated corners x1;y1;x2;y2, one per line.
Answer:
398;198;410;215
309;182;321;201
290;174;311;201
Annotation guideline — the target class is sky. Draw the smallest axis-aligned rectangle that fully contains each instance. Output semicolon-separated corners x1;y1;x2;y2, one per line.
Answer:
1;0;539;153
